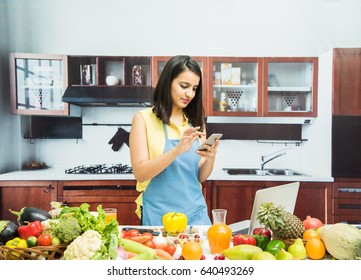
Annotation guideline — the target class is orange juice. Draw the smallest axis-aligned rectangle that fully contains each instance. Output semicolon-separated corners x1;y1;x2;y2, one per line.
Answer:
207;209;232;254
104;208;117;223
207;222;232;254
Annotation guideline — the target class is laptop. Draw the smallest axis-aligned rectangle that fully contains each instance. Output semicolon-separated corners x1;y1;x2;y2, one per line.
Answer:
228;181;300;236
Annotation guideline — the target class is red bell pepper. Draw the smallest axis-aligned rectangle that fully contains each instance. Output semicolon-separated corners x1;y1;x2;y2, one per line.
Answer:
18;220;43;240
233;234;257;246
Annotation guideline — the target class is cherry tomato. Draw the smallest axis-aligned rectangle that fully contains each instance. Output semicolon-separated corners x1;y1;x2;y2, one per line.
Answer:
163;243;177;256
141;232;154;240
127;229;140;237
37;234;52;246
143;240;156;249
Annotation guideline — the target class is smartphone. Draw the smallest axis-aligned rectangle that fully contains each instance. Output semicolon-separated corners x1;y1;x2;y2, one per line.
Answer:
196;133;223;151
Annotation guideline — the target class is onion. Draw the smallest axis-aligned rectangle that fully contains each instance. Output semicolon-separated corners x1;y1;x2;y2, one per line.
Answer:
303;215;323;230
152;231;167;250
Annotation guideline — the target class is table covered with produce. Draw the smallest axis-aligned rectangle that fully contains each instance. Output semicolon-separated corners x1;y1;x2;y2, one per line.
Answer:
1;203;360;261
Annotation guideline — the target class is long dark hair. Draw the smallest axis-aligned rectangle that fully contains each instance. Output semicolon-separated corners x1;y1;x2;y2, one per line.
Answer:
152;55;205;132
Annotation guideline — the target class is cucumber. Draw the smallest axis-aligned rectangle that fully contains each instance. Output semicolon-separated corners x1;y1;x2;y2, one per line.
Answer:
120;237;156;258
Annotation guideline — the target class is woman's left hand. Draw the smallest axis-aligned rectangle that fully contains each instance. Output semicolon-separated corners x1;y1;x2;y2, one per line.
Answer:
196;139;219;158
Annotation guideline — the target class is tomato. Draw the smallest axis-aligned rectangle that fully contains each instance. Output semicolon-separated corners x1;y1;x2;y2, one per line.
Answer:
37;234;52;246
126;229;140;237
26;236;38;247
143;239;156;249
163;243;176;256
233;234;256;246
141;232;154;240
162;212;187;234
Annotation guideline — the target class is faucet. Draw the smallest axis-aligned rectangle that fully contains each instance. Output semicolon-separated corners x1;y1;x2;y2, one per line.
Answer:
260;148;289;170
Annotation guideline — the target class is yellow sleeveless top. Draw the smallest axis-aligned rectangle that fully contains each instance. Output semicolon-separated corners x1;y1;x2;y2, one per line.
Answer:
134;107;198;219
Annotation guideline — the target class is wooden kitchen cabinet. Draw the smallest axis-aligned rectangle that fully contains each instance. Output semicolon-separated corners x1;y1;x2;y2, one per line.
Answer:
9;53;70;116
209;180;265;224
0;181;57;221
210;180;331;225
57;180;140;226
207;57;318;118
333;48;361;116
331;180;361;224
263;57;318;117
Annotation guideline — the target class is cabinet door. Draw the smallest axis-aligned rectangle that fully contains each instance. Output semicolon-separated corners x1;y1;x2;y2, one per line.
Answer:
0;181;57;220
263;57;318;117
57;180;140;226
292;182;332;224
152;56;209;114
210;181;265;224
207;57;262;117
333;48;361;115
9;53;69;115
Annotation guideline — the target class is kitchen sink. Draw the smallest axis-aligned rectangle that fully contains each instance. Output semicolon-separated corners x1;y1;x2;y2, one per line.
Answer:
223;168;309;176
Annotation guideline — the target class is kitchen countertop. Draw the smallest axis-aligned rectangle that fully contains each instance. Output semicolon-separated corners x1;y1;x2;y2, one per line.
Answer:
0;166;334;182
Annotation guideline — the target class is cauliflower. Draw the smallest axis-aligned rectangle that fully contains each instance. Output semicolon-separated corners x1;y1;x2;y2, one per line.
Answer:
63;230;106;260
54;213;82;243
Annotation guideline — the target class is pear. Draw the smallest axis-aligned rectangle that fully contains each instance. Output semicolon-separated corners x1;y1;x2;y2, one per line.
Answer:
287;238;307;259
222;244;262;260
252;251;276;260
275;248;294;260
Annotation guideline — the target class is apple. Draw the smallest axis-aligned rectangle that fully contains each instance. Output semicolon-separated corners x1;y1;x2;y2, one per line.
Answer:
252;227;272;240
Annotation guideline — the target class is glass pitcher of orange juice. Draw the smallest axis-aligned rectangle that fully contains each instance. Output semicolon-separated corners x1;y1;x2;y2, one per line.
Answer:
207;209;232;254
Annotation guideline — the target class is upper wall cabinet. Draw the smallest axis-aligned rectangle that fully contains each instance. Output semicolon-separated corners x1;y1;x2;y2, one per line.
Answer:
208;57;262;117
207;57;318;118
263;57;318;117
9;53;70;115
62;56;154;107
333;48;361;116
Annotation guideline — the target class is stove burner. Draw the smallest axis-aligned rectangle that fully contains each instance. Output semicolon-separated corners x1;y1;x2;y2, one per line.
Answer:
65;164;133;174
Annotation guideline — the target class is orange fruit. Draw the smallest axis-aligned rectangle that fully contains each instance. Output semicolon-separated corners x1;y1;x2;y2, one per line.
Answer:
181;241;203;260
302;229;320;240
305;237;326;260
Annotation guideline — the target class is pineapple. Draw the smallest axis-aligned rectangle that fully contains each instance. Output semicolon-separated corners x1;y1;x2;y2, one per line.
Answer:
256;202;305;239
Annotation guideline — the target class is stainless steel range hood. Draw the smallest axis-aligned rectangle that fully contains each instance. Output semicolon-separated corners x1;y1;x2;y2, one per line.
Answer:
62;86;154;107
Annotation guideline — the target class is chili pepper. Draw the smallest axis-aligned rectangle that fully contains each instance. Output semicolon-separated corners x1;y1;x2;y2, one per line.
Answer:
252;234;269;250
18;220;43;240
265;239;286;255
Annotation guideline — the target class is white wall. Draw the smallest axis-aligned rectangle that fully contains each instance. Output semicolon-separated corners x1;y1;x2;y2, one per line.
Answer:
1;0;361;175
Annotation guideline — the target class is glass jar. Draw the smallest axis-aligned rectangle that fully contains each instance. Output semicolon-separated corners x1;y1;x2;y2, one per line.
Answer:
207;209;232;254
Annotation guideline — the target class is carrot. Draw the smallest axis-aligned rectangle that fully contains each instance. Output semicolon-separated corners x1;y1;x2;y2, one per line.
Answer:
125;250;138;259
154;248;174;260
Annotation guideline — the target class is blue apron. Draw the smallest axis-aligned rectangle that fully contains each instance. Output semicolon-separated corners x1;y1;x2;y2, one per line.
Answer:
142;124;211;226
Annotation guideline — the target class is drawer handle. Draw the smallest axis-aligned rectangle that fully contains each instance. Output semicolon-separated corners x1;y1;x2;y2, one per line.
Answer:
44;184;54;193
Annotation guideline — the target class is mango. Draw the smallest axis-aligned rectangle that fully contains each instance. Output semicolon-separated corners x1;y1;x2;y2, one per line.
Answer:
222;244;262;260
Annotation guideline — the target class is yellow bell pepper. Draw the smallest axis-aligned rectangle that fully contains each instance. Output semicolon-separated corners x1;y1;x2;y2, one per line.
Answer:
162;212;188;234
5;237;28;258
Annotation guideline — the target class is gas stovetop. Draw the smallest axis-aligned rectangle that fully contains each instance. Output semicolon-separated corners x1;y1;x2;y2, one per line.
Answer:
65;164;133;174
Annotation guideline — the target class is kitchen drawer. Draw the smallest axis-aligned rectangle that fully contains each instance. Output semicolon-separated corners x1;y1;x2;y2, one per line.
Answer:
332;214;361;224
333;182;361;199
332;198;361;215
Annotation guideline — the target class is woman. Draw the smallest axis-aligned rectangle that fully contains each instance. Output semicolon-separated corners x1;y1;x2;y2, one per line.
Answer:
129;55;220;226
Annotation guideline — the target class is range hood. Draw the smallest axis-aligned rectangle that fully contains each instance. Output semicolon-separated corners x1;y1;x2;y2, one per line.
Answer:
62;86;154;107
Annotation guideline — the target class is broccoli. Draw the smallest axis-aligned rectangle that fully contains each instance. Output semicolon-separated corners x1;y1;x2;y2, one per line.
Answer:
54;213;82;243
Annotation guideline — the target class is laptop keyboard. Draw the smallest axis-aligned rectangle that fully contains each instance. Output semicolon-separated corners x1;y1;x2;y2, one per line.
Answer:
232;228;249;236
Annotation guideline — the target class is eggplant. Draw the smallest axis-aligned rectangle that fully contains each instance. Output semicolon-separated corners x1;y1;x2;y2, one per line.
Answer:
0;220;19;245
9;206;51;225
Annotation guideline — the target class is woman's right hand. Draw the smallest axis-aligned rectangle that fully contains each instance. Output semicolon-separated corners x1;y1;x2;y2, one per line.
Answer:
174;127;205;155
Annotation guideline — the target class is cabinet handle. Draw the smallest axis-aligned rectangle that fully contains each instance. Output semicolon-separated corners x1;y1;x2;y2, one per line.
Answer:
44;184;54;193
